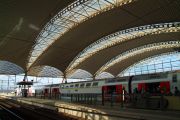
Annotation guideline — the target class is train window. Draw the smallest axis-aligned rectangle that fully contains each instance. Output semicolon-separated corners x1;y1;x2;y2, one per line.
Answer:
65;85;69;88
172;74;177;82
80;83;85;88
70;84;74;88
61;85;64;89
75;84;79;88
86;83;91;87
92;82;98;86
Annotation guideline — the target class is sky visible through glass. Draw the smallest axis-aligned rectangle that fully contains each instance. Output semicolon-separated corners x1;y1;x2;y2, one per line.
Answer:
119;52;180;77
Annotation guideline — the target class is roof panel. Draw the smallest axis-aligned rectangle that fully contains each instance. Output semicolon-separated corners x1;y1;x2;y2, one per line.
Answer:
28;65;63;77
97;41;180;76
0;0;75;70
67;69;93;79
27;0;136;69
67;22;180;73
95;72;114;79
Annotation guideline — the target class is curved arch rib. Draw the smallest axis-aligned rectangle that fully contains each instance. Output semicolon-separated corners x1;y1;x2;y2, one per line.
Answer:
95;41;180;75
27;0;136;69
66;22;180;73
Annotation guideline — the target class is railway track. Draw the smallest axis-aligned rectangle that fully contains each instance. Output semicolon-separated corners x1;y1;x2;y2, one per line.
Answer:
0;96;147;120
0;97;78;120
0;104;24;120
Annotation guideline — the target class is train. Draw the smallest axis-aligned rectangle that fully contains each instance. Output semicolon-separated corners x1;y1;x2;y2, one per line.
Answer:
35;71;180;99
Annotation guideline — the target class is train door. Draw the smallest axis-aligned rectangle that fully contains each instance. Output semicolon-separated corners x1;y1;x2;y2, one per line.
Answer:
52;88;59;99
102;86;116;94
138;83;147;93
54;88;59;93
102;86;107;101
146;82;160;94
44;88;49;97
116;85;123;102
116;85;122;94
160;81;170;94
102;85;116;101
102;85;124;102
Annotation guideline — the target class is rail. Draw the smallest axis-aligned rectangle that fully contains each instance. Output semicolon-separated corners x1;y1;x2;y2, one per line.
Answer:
0;103;24;120
34;92;172;110
0;96;78;120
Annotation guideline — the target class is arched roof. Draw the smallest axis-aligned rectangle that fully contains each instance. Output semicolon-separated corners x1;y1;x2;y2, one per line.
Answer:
95;72;114;79
0;0;75;70
31;0;180;74
27;65;63;77
0;0;180;78
118;51;180;77
98;41;180;76
72;23;180;74
0;60;24;75
27;0;137;69
67;69;93;79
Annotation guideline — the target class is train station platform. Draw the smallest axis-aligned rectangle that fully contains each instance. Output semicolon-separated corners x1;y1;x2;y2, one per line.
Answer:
10;96;180;120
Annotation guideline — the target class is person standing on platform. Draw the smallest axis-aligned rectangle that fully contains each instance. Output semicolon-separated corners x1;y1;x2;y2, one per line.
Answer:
174;86;179;96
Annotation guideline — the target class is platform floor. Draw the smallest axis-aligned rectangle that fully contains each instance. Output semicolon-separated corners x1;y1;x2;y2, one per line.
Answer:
10;96;180;120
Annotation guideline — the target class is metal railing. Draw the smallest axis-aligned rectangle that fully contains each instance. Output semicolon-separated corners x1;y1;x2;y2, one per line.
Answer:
32;92;180;110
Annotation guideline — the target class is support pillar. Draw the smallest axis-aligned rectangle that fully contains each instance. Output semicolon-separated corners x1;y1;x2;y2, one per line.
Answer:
62;73;67;83
23;72;27;97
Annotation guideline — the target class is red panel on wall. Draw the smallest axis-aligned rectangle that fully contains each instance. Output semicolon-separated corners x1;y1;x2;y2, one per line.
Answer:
160;81;170;94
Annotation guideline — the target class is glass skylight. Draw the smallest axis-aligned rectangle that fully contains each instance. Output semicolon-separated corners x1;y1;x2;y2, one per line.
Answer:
28;66;63;77
96;41;180;75
27;0;135;69
67;22;180;73
0;61;24;75
95;72;114;79
67;69;93;79
118;52;180;76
